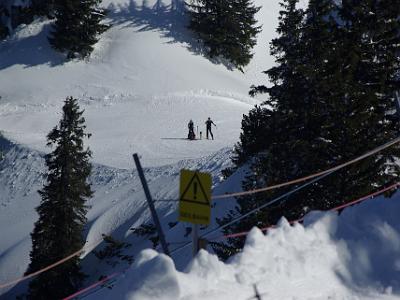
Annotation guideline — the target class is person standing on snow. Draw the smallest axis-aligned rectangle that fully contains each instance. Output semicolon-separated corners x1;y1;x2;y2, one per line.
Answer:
205;117;216;140
188;119;195;140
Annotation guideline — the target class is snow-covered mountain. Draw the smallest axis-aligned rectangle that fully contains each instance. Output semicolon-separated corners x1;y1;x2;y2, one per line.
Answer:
1;0;400;299
0;0;270;297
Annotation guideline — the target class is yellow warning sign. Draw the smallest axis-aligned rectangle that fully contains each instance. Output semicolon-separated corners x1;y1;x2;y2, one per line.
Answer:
179;169;212;225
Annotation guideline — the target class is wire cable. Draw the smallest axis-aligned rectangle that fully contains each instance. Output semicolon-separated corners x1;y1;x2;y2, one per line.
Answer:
212;136;400;199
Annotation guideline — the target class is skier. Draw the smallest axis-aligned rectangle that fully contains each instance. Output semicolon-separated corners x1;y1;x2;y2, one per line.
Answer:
188;119;195;140
205;117;216;140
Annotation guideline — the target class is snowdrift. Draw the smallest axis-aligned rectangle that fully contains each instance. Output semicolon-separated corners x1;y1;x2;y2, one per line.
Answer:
2;0;400;299
86;194;400;300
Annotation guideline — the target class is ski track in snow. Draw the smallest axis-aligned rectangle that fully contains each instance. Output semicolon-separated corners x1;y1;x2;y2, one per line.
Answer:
1;0;400;299
0;91;256;169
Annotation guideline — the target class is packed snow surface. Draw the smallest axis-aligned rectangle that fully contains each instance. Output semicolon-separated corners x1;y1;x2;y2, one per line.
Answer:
0;0;285;168
1;0;399;299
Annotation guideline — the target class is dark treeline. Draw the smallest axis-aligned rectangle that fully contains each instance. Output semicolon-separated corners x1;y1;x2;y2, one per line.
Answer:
188;0;261;70
216;0;400;258
1;0;262;66
0;0;108;58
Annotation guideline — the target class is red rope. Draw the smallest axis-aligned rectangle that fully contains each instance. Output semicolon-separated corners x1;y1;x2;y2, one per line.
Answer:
63;183;400;299
214;182;400;240
212;137;400;199
0;249;83;290
62;271;121;300
0;239;103;291
2;138;400;296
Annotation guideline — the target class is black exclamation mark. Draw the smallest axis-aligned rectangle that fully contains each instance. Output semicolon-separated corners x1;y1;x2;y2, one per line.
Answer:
193;182;198;200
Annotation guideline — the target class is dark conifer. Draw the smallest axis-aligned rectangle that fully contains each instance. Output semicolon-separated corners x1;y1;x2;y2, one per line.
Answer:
233;105;275;166
216;0;307;252
27;97;93;300
188;0;261;69
31;0;56;18
48;0;108;59
228;0;262;68
329;0;400;200
0;4;10;39
225;0;306;171
217;0;400;256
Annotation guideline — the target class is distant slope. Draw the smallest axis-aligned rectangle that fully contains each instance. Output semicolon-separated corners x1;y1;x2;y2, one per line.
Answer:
0;0;288;168
0;0;307;298
0;0;273;104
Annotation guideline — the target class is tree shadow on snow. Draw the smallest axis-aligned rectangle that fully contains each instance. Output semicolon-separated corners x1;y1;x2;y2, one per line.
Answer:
0;237;31;299
332;206;400;297
0;22;64;71
1;278;30;299
0;133;14;153
106;0;236;70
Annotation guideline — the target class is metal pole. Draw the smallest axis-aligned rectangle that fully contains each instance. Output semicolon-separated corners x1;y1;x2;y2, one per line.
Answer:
192;224;199;257
395;91;400;119
133;153;170;256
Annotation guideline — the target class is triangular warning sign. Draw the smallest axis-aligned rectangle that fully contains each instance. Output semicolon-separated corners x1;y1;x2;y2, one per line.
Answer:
179;169;212;225
180;173;210;206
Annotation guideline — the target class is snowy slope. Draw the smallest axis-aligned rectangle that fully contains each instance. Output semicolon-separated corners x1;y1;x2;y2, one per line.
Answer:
1;0;276;295
2;0;399;299
0;90;258;168
0;0;277;168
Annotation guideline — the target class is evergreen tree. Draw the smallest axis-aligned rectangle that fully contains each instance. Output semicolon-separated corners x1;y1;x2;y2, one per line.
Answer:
188;0;261;69
0;3;9;39
217;0;400;256
0;0;58;39
232;105;275;165
31;0;56;17
27;97;93;300
228;0;262;68
217;0;308;254
327;0;400;201
188;0;232;58
48;0;108;59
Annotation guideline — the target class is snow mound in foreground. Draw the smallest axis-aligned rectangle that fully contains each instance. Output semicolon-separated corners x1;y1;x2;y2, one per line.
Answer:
88;199;400;300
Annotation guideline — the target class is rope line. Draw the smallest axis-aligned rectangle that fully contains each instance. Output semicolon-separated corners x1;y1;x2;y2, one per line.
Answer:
156;138;400;203
0;239;103;290
202;171;335;239
170;179;400;254
0;250;82;290
169;171;334;255
156;137;400;202
67;181;400;300
1;137;399;292
216;182;400;240
62;271;121;300
212;136;400;199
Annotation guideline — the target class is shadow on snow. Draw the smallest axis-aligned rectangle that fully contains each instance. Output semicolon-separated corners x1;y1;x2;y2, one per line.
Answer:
0;0;236;71
107;0;236;70
0;21;64;70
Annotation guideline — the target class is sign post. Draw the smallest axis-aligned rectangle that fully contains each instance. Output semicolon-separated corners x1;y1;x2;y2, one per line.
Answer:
133;154;170;256
395;91;400;119
179;169;212;257
192;224;199;257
